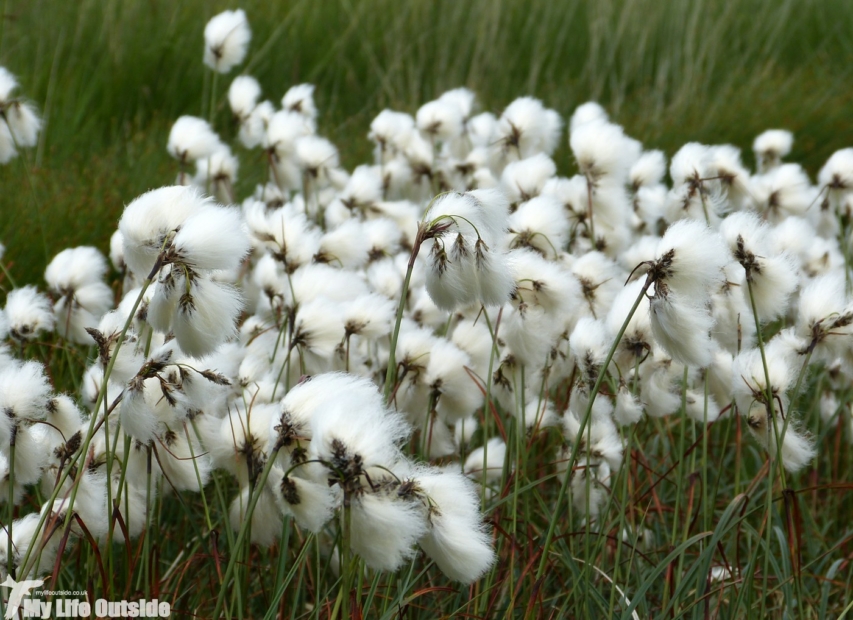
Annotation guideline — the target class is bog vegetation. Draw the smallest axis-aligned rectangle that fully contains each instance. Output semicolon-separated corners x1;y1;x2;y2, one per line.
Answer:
1;2;853;619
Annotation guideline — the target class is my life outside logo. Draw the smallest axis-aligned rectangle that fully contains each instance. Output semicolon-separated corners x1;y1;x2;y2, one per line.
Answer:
0;576;171;618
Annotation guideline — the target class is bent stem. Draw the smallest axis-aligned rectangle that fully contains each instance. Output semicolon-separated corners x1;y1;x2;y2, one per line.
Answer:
383;223;426;405
745;278;792;617
535;272;653;580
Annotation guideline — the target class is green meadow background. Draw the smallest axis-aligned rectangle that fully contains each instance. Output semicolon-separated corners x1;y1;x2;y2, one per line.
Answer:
1;0;851;282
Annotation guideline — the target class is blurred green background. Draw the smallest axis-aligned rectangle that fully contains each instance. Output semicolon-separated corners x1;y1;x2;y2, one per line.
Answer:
1;0;851;286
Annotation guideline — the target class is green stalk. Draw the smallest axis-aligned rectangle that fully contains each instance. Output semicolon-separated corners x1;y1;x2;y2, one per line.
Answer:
140;446;153;597
383;224;426;404
7;426;16;578
744;277;785;619
209;71;219;128
211;448;280;619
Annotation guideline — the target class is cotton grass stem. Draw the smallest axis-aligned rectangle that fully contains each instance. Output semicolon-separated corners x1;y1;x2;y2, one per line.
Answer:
536;272;654;580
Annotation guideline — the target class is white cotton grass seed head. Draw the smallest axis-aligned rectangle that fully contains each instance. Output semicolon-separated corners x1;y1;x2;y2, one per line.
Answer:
508;248;574;315
796;273;853;362
464;437;506;484
194;146;239;195
45;246;108;292
414;465;495;583
350;485;427;571
520;398;560;430
606;278;652;369
719;211;799;322
437;87;476;120
0;360;51;423
284;262;368;308
228;75;261;119
569;250;619;320
753;129;793;173
295;135;339;178
276;373;382;441
614;386;644;426
818;148;853;202
316;219;370;268
342;292;395;340
282;83;318;121
266;109;314;157
500;153;557;203
570;120;639;183
416;99;464;142
309;397;409;473
271;469;337;533
422;191;512;311
751;164;815;223
119;185;211;277
53;281;114;344
369;109;415;157
3;285;55;341
562;409;622;471
706;145;752;208
238;99;274;149
508;194;569;259
466;112;497;149
173;277;243;357
203;9;251;73
424;339;482;422
167;115;222;163
569;317;610;385
630;150;667;189
339;165;383;210
0;66;19;102
109;230;126;272
654;219;727;300
569;101;609;132
500;302;560;369
172;203;250;271
496;96;562;159
649;293;715;368
0;120;16;164
4;100;41;150
731;346;794;414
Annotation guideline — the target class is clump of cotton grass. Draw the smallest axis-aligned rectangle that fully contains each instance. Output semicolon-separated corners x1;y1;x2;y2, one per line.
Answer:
254;373;495;608
203;9;251;73
420;190;514;311
0;66;42;164
720;211;799;323
732;342;814;472
118;185;249;356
